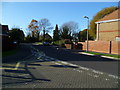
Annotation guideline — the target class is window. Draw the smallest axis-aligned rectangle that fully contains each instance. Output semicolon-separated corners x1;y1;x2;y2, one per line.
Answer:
115;37;120;41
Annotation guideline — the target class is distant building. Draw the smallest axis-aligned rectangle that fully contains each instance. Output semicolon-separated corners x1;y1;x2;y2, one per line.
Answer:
0;24;10;51
95;8;120;41
0;24;9;36
2;25;9;35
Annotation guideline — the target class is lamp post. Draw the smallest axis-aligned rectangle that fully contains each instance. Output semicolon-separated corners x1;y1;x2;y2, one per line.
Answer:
84;16;89;52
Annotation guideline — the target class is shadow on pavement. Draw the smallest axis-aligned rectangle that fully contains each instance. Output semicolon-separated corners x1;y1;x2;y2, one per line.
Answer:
49;65;78;68
33;45;119;76
34;45;118;62
2;44;32;63
27;63;42;66
2;62;51;86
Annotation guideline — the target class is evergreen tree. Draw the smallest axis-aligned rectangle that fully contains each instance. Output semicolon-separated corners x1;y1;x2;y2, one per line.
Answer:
53;24;60;41
61;26;72;40
9;28;25;43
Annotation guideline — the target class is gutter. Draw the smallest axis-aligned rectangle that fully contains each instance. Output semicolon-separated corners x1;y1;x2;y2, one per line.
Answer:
95;19;120;24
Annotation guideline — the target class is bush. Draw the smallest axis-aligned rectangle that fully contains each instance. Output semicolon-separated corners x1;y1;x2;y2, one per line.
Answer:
53;40;65;46
24;36;38;43
44;38;52;43
60;43;66;48
64;39;73;44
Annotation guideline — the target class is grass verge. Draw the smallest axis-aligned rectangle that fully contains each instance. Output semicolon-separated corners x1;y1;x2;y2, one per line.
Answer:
33;42;43;45
85;51;120;58
2;48;19;57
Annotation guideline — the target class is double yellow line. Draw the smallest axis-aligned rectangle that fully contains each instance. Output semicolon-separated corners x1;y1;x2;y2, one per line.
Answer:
0;62;21;70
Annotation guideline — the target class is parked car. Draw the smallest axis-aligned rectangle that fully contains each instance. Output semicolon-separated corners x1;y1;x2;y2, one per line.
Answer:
43;42;50;46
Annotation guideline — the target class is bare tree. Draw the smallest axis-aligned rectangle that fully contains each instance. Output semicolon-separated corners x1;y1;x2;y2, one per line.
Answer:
38;18;53;41
61;21;79;36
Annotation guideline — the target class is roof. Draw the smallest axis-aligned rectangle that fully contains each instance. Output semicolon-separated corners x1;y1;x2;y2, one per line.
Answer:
2;25;9;34
96;8;120;22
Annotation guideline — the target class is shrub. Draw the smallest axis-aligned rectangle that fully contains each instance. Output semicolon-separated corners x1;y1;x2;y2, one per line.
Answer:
64;39;73;44
60;43;66;48
53;39;65;46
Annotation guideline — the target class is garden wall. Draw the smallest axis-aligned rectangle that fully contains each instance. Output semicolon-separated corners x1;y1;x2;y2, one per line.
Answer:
78;40;120;55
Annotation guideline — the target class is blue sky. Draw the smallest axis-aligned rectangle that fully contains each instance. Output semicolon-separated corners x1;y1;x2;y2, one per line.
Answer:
2;2;118;36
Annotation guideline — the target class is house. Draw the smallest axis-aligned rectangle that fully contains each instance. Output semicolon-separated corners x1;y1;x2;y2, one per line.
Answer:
0;24;9;36
95;8;120;41
0;24;10;51
78;9;120;55
0;24;9;42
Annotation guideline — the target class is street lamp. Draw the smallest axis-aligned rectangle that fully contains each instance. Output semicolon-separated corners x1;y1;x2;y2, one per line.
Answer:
84;16;89;52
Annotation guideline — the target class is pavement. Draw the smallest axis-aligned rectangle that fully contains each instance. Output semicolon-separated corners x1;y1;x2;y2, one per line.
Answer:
1;44;120;88
79;52;119;60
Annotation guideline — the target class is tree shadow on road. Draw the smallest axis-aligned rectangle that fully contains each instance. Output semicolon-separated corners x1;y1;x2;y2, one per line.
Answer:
2;62;51;86
49;65;78;68
34;45;118;62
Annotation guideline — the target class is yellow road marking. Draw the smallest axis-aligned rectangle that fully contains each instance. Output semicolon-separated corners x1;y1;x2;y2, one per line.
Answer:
1;54;33;70
14;62;21;70
0;67;15;70
0;62;21;70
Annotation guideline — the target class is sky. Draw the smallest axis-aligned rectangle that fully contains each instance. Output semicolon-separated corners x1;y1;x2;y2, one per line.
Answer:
1;2;118;36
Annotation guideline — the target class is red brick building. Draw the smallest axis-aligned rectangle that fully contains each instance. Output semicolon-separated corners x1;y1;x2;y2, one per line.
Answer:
79;9;120;55
95;8;120;41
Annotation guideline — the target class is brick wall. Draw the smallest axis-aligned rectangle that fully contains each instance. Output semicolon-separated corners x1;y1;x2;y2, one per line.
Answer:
78;40;120;55
99;21;119;31
99;31;120;41
111;41;120;55
98;21;120;41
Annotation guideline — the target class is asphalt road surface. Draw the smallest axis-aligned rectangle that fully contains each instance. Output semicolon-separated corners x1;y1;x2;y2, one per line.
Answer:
33;44;119;76
2;44;119;88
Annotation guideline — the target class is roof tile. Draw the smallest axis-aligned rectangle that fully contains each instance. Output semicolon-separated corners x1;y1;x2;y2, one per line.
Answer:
97;8;120;22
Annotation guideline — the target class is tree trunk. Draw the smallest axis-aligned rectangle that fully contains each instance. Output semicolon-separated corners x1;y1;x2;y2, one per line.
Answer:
32;31;34;38
43;29;45;41
37;32;40;41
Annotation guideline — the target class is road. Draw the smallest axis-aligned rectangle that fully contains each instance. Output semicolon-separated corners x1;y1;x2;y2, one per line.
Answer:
33;45;119;76
2;44;119;88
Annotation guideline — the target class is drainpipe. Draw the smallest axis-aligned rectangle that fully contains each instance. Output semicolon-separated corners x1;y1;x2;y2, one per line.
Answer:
96;23;99;41
109;41;112;54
